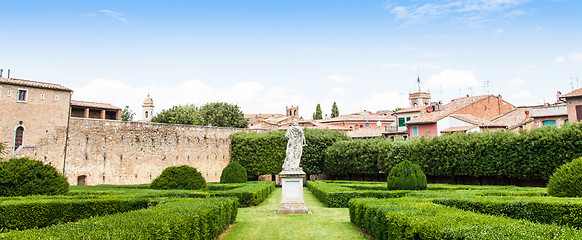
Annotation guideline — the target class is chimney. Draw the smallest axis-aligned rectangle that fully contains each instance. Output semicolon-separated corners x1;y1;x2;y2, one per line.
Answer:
557;91;563;102
525;110;530;119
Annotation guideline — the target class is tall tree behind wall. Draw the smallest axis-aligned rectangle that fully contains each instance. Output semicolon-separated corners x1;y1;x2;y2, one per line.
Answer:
313;104;323;120
331;102;339;118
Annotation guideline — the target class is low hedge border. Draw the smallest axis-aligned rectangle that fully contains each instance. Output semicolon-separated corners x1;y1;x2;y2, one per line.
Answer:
0;197;152;232
307;181;409;207
210;181;275;207
349;197;581;240
0;197;238;240
433;196;582;229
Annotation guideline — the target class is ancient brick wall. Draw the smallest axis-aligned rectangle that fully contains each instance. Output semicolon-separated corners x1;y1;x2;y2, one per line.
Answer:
18;118;266;186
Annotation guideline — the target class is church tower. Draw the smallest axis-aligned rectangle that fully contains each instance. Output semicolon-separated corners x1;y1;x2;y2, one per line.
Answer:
142;93;154;122
409;76;431;107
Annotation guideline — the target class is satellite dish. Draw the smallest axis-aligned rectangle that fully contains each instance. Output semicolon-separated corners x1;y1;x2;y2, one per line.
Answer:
376;121;382;127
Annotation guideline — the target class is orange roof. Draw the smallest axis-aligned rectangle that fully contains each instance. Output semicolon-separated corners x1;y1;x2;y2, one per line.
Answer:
71;100;121;110
0;77;72;92
440;126;478;133
346;127;385;138
490;107;533;129
321;113;395;123
449;114;495;126
561;88;582;98
279;119;350;131
394;105;430;114
406;95;497;124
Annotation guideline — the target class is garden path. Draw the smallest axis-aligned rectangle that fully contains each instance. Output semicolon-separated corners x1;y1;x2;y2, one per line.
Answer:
220;187;368;240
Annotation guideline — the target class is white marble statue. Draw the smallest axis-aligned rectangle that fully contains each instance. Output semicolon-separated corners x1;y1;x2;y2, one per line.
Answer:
283;119;307;170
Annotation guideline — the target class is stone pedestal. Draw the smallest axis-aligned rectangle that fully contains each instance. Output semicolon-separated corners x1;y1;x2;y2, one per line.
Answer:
275;168;311;214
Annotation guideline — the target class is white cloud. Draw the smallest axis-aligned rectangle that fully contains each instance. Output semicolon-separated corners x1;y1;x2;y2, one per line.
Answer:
385;0;531;27
495;28;504;33
358;91;402;112
326;75;355;83
73;78;308;120
425;69;479;89
329;87;347;96
570;52;582;62
382;63;442;70
509;77;526;86
554;56;566;63
99;10;129;24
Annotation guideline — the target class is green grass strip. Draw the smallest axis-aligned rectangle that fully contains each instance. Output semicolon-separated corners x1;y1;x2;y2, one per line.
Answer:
221;187;367;240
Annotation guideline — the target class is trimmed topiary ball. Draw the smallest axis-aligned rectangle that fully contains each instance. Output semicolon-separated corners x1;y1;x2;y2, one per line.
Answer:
151;165;207;190
220;162;247;183
547;157;582;197
387;160;427;190
0;157;69;196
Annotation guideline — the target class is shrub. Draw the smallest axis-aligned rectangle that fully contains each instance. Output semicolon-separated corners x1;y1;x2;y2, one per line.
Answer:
150;165;207;190
387;160;427;190
547;157;582;197
0;157;69;196
220;162;248;183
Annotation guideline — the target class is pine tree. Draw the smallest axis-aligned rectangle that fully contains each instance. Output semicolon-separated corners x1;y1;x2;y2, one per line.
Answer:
314;104;323;120
331;102;339;118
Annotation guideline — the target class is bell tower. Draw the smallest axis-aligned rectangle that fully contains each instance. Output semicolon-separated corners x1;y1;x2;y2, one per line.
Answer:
142;93;154;121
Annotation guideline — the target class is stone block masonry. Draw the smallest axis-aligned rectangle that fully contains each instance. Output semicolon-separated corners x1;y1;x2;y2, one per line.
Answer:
17;118;266;186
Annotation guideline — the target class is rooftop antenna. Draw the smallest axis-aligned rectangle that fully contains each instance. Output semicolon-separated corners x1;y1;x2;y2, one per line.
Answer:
0;69;3;78
570;77;574;91
483;79;491;95
440;85;443;102
7;69;10;79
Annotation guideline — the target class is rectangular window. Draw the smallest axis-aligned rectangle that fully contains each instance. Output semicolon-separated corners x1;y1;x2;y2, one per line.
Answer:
17;89;28;102
0;86;2;100
55;95;59;101
542;120;556;126
398;117;405;127
40;94;45;100
7;90;12;97
412;126;418;136
406;117;411;121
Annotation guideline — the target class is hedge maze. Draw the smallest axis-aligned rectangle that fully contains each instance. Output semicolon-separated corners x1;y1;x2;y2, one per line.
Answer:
309;180;582;239
0;182;275;239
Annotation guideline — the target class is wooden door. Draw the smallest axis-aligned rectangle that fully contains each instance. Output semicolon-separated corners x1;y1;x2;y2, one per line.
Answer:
14;126;24;150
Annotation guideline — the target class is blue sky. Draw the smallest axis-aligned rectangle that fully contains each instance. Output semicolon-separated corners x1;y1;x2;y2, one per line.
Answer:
1;0;581;119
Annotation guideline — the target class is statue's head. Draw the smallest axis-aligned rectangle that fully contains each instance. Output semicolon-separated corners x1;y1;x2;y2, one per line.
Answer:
291;119;298;126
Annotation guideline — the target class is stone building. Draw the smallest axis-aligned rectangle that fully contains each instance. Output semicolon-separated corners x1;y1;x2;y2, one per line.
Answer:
142;94;154;122
0;77;72;156
70;100;121;120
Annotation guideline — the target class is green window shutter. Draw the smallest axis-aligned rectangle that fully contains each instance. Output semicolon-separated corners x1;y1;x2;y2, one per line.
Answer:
398;117;405;127
413;126;418;136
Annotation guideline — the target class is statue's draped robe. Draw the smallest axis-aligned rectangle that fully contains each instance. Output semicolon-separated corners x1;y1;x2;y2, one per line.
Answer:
283;126;306;170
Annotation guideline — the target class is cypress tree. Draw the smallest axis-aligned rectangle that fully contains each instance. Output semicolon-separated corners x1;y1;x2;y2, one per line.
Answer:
314;104;323;120
331;102;339;118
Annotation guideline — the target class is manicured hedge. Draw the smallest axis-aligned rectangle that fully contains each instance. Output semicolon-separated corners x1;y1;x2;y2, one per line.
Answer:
210;181;275;207
150;165;207;190
1;197;238;240
307;181;408;207
324;138;389;176
220;162;248;183
349;197;581;240
231;129;349;176
0;157;69;196
380;124;582;181
0;197;151;232
547;157;582;197
433;196;582;229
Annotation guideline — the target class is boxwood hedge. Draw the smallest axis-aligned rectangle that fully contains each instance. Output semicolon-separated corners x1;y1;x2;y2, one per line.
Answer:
1;197;238;240
349;197;581;240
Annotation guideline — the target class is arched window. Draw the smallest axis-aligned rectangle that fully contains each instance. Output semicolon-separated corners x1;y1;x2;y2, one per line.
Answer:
14;126;24;150
77;175;87;186
145;111;149;118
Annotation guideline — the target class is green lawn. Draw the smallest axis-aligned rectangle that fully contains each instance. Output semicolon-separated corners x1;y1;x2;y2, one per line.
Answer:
221;187;368;240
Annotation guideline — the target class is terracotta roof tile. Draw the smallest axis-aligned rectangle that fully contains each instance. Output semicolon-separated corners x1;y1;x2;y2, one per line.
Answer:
530;104;567;118
440;126;478;133
490;107;532;129
0;77;72;92
320;113;395;123
394;106;430;114
71;100;121;110
406;95;494;124
346;127;385;138
561;88;582;98
449;114;494;126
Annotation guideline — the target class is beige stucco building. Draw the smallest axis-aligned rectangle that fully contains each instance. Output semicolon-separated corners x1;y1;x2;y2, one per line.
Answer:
0;77;72;157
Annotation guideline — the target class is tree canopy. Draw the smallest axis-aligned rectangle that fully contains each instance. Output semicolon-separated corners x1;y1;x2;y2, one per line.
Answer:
120;106;135;121
151;102;247;128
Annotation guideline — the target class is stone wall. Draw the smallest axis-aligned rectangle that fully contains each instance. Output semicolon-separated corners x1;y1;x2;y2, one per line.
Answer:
18;118;266;186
